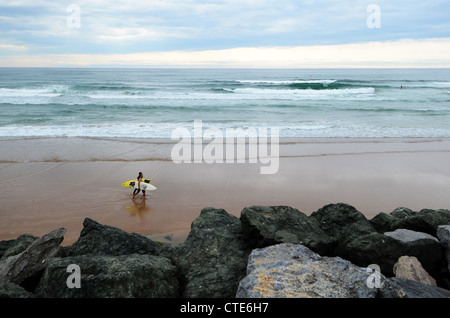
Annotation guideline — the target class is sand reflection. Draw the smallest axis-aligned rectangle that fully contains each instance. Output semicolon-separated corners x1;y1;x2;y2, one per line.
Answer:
124;197;154;219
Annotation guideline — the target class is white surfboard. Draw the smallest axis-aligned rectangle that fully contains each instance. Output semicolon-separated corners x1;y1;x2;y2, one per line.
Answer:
121;179;157;191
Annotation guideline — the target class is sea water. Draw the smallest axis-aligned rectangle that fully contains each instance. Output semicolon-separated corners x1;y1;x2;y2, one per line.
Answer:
0;68;449;138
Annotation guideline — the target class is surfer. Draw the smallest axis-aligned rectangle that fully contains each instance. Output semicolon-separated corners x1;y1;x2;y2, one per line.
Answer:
132;172;146;199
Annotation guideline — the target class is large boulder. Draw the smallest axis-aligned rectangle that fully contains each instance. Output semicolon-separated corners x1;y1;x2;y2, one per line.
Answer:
69;218;162;257
384;228;438;242
0;234;37;260
0;228;66;286
437;225;450;272
369;212;393;233
171;207;250;298
309;203;376;254
236;243;380;298
370;207;450;236
240;206;336;255
437;225;450;289
0;239;15;260
339;231;443;277
0;282;34;298
393;256;436;286
380;278;450;298
35;253;178;298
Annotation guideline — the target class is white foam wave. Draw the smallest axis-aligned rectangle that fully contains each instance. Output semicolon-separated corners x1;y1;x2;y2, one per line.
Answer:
236;79;337;85
0;123;171;138
431;82;450;88
0;85;70;104
158;87;376;101
231;87;376;100
403;82;450;89
86;93;147;99
2;120;450;139
0;87;64;98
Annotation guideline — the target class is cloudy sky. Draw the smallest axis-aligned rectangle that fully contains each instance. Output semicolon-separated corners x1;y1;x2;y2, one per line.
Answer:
1;0;449;67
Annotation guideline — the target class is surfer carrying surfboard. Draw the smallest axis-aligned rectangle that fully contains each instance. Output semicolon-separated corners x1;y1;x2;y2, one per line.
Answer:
132;172;146;199
121;175;156;196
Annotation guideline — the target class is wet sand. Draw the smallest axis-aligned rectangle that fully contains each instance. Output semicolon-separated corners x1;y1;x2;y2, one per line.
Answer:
1;136;450;245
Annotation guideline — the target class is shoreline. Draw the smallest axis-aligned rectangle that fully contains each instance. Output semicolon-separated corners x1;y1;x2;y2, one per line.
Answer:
1;136;450;245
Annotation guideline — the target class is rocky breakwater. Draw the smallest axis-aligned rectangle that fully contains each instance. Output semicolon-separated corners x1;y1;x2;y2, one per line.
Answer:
1;203;450;298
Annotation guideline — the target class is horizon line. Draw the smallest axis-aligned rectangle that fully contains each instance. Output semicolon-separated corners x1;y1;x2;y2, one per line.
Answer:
2;38;450;68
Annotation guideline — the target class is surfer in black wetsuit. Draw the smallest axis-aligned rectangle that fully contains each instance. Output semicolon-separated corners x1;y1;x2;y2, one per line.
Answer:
132;172;146;199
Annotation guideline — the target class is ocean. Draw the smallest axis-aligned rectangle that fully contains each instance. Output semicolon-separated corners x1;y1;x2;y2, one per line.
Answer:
1;68;449;138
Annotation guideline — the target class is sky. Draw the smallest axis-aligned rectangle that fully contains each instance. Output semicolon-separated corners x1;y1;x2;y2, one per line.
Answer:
0;0;449;68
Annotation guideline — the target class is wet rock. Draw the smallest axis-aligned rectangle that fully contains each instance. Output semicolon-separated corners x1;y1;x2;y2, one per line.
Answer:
0;234;37;260
35;253;178;298
240;205;336;255
369;212;394;233
0;282;34;298
0;228;66;285
0;239;15;260
340;232;443;277
171;207;250;298
69;218;162;257
371;208;450;236
384;228;439;243
236;243;380;298
438;225;450;271
309;203;376;254
380;277;450;298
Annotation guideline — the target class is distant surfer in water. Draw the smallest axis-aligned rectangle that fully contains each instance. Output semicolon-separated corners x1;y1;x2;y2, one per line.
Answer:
132;172;145;199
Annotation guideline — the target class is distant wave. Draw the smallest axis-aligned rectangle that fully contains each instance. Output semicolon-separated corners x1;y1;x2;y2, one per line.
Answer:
211;87;234;93
424;81;450;88
340;106;449;116
72;84;141;91
0;87;65;98
231;87;376;100
233;79;387;92
236;79;337;85
398;81;450;89
2;119;450;138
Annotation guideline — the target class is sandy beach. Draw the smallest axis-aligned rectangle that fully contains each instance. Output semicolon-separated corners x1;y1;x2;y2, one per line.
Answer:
1;136;450;245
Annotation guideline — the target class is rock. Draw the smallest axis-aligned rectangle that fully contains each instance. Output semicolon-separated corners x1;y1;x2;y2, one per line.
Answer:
309;203;376;254
372;208;450;236
393;256;436;286
236;243;380;298
370;212;396;233
0;228;66;285
438;225;450;268
380;278;450;298
69;218;162;257
0;234;37;260
2;205;448;299
340;232;443;277
391;207;416;218
240;205;336;255
438;225;450;247
0;239;15;260
417;209;450;234
35;253;178;298
171;207;250;298
0;282;35;298
384;228;439;243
